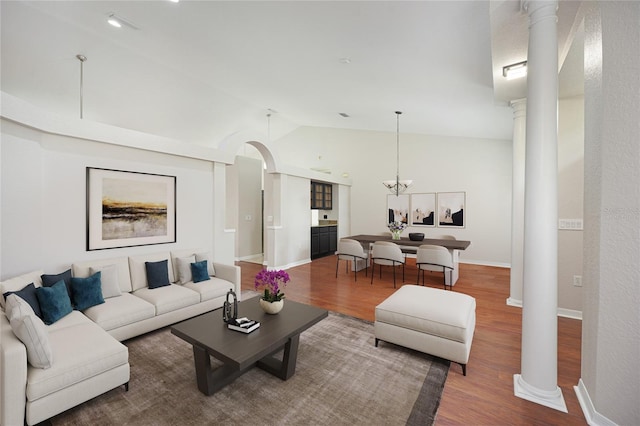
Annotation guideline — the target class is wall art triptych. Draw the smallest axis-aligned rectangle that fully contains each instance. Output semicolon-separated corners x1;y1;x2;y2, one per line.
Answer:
386;191;465;229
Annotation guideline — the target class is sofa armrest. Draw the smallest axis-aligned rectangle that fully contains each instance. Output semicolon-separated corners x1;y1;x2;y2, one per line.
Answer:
212;263;241;299
1;314;28;426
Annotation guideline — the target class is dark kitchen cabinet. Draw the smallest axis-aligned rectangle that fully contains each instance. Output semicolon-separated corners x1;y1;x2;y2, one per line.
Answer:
311;226;337;259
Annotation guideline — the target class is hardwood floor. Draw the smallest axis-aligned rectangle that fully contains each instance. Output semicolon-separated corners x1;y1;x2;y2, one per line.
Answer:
238;256;586;425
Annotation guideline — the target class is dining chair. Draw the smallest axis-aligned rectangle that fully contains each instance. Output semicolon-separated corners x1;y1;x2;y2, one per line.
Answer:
416;244;454;290
335;238;368;281
370;241;405;288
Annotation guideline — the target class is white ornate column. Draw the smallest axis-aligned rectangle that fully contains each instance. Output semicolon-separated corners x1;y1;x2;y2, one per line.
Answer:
514;0;567;412
508;99;526;306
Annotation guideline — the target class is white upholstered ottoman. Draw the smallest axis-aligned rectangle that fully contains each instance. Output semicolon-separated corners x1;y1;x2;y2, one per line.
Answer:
374;285;476;375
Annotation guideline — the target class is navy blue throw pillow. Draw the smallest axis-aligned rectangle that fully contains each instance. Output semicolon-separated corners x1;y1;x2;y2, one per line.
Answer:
3;283;42;319
41;269;73;301
190;260;210;283
71;272;105;311
36;280;73;325
145;260;171;289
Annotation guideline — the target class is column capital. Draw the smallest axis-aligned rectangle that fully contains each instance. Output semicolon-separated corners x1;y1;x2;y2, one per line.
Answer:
522;0;558;27
510;99;527;118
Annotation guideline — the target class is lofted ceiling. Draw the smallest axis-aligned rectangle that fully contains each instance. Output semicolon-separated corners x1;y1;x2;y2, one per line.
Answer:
1;1;583;148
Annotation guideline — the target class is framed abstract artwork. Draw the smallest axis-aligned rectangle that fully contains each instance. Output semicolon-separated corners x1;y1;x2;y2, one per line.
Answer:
410;193;436;227
437;192;465;228
386;194;410;225
87;167;176;250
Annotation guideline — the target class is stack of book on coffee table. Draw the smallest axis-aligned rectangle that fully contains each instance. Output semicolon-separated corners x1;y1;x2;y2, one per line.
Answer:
227;317;260;333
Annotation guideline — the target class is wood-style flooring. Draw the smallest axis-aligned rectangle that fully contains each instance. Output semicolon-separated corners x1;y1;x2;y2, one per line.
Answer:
238;256;586;425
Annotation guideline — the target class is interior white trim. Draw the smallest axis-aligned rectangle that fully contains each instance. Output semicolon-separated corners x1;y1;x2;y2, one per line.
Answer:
460;259;511;268
506;297;522;307
558;308;582;320
507;298;582;320
574;379;618;426
514;374;568;413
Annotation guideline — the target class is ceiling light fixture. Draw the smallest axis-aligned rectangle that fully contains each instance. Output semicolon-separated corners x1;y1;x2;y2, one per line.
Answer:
383;111;412;196
503;60;528;80
107;14;122;27
107;13;139;30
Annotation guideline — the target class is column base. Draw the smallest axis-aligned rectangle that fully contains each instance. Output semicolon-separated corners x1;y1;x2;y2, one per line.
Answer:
514;374;568;413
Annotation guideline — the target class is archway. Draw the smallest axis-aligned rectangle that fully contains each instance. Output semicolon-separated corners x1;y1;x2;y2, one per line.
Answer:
228;140;279;268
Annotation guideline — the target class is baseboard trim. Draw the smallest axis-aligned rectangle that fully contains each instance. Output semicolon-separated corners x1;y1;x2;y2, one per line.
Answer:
506;298;582;320
558;308;582;320
574;379;617;426
236;254;263;262
506;297;522;307
270;259;311;270
459;260;511;268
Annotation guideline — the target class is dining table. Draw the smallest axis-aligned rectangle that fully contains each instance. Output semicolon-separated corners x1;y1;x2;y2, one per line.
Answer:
344;234;471;286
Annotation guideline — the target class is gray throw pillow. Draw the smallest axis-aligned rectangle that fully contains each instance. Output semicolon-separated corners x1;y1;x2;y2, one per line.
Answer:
5;294;53;369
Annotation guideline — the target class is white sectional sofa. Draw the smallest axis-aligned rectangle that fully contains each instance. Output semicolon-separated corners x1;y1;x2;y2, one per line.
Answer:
0;249;241;426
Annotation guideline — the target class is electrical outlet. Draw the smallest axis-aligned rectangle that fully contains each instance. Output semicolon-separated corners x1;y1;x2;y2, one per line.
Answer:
573;275;582;287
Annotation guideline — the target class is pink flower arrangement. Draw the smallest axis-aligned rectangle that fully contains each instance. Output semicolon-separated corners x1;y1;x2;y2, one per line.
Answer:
254;269;290;302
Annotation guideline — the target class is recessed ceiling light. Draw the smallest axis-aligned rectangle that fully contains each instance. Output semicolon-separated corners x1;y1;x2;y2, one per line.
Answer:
168;0;180;3
339;57;351;64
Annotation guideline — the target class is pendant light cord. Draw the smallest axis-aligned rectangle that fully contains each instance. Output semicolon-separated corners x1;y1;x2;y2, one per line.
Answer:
76;54;87;119
395;111;402;196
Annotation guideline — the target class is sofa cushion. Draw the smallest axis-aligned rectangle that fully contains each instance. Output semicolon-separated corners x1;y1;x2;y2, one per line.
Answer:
190;260;210;283
129;252;174;291
90;264;122;298
0;270;44;311
71;272;105;311
26;318;128;402
133;284;200;315
145;260;171;289
41;269;73;300
196;252;216;276
175;255;196;284
5;294;53;369
36;281;73;325
82;293;155;332
184;277;234;302
3;282;42;319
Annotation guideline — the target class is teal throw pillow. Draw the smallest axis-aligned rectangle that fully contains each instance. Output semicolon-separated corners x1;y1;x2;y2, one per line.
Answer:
145;260;171;289
190;260;210;283
71;272;105;311
36;280;73;325
3;283;42;319
41;269;73;300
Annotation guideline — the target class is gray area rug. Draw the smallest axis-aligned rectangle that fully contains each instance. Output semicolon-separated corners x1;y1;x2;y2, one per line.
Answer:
51;310;449;425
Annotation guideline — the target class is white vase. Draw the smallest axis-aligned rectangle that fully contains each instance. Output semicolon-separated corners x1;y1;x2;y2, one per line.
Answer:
391;231;402;240
259;298;284;314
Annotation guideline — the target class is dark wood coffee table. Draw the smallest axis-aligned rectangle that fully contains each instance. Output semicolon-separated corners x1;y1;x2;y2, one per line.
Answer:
171;298;328;395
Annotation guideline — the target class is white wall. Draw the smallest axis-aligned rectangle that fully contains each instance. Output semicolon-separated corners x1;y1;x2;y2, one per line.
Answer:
234;156;263;260
0;118;221;279
579;2;640;424
557;96;584;315
275;126;512;266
